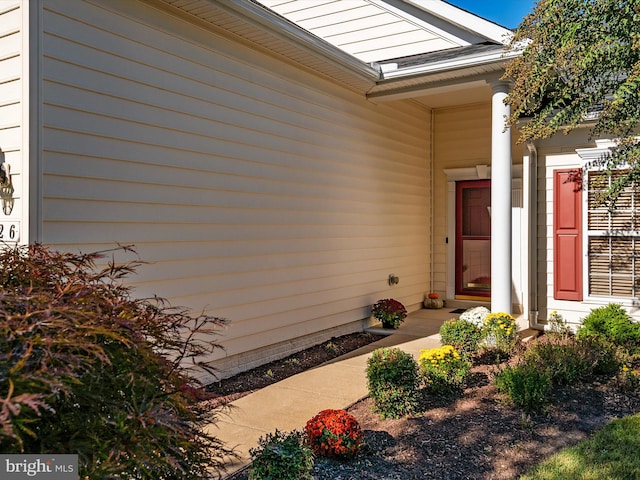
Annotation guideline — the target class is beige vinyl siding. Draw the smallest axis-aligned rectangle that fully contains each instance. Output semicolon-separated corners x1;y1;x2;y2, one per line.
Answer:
540;150;587;324
432;102;522;301
0;1;24;241
39;0;431;377
432;103;492;297
537;133;640;327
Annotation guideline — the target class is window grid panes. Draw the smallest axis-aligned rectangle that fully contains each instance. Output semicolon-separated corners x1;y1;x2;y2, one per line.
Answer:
587;170;640;297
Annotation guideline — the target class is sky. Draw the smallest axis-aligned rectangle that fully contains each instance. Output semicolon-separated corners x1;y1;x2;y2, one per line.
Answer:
446;1;537;29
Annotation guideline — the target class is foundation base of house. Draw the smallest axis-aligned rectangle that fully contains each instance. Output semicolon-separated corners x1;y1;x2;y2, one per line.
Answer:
208;318;369;381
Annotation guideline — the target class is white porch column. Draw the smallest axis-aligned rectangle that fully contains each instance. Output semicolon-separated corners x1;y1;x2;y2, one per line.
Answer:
490;81;512;313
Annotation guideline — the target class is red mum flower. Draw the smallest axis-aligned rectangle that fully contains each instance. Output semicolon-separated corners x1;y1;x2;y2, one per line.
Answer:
304;409;363;458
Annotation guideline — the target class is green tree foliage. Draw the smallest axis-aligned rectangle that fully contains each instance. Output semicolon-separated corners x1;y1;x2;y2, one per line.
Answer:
505;0;640;204
0;244;233;479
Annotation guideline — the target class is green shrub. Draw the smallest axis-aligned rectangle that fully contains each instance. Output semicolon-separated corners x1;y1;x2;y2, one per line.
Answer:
439;318;482;358
521;335;620;389
249;429;314;480
494;363;551;413
524;338;592;385
576;335;621;375
577;303;640;349
366;347;420;419
546;310;573;339
0;244;230;479
481;312;520;358
616;364;640;393
418;345;471;395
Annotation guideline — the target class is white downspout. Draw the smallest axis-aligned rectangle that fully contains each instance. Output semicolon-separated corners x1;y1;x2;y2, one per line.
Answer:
430;109;435;295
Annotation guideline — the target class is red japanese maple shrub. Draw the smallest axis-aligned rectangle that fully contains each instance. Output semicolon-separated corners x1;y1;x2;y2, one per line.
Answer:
0;244;232;479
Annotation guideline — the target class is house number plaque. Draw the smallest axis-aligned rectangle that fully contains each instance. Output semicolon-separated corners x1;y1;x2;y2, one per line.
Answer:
0;221;19;243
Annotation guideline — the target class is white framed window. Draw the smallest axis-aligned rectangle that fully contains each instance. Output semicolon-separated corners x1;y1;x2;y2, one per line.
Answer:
586;169;640;297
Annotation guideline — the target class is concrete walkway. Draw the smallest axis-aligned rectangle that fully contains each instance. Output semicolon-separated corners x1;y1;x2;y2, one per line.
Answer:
209;307;459;478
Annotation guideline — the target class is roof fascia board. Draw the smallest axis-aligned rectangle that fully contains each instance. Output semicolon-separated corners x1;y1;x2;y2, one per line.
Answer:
404;0;514;45
216;0;380;80
369;77;490;101
380;48;518;80
368;71;503;101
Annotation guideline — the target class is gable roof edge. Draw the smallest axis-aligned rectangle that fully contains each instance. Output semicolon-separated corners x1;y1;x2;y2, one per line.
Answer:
217;0;381;81
405;0;514;45
381;45;518;80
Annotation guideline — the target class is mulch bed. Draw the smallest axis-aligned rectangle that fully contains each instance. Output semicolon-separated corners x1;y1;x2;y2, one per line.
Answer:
315;366;639;480
206;331;386;408
214;334;640;480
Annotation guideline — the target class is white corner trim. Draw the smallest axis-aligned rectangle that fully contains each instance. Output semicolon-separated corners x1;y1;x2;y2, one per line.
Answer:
443;166;487;181
576;139;620;168
476;164;489;179
443;164;522;181
575;148;611;167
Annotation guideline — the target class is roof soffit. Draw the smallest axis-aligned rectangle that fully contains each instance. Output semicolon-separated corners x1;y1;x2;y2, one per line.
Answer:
255;0;513;63
155;0;379;91
368;41;518;102
155;0;517;100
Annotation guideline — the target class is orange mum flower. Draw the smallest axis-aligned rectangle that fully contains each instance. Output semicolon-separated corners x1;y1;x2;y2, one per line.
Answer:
304;409;363;458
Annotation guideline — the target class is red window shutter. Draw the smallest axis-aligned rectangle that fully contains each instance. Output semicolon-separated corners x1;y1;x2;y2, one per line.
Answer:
553;169;583;300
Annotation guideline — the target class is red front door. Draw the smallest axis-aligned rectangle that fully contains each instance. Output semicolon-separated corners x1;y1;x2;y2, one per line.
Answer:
455;180;491;298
